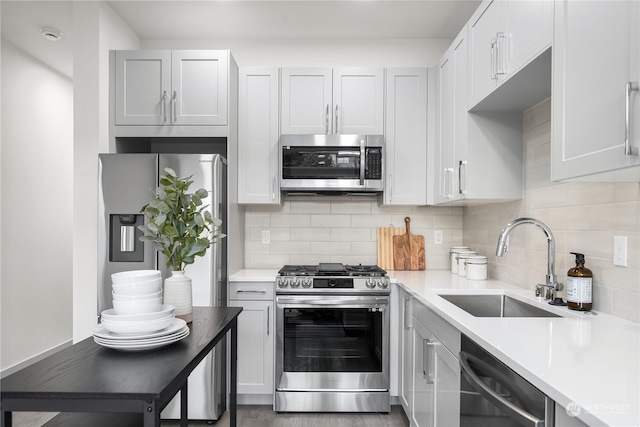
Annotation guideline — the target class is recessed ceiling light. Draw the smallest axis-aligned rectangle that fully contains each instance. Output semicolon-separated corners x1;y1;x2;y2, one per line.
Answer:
40;27;62;41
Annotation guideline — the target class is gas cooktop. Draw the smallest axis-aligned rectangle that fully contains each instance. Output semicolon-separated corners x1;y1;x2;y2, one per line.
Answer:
278;263;387;277
276;263;389;293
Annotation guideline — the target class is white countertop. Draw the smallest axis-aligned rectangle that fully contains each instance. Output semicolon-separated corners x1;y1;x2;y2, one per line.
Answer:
230;269;640;426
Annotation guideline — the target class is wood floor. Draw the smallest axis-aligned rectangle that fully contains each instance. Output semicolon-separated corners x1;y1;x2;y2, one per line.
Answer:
11;405;409;427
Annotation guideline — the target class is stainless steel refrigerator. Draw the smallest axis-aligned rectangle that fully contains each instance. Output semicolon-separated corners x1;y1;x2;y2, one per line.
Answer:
98;153;228;421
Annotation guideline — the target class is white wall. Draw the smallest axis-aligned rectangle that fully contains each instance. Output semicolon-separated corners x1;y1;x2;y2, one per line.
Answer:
72;1;139;343
0;40;73;371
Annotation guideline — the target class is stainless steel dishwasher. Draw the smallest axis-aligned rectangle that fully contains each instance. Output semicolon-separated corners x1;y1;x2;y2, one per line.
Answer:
459;335;555;427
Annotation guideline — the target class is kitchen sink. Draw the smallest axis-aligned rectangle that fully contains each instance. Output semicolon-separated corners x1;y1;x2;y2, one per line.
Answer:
439;294;561;318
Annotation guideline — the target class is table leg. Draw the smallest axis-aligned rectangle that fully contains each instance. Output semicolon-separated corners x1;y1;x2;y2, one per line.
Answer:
230;318;238;427
1;410;12;427
142;400;160;427
180;378;188;427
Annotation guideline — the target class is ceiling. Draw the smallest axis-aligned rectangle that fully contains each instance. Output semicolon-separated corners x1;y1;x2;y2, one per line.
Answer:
1;0;480;79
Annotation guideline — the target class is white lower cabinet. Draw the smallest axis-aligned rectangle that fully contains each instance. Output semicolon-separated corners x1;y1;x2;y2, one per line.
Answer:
228;282;274;395
405;296;461;427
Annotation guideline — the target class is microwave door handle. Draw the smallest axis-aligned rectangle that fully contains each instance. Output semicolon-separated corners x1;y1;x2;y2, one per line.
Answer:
360;139;366;186
459;352;545;427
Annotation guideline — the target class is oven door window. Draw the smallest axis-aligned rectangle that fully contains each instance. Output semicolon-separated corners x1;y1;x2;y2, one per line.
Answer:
283;307;383;372
282;146;360;180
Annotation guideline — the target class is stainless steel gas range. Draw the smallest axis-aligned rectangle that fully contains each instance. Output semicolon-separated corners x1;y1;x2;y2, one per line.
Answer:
274;263;390;413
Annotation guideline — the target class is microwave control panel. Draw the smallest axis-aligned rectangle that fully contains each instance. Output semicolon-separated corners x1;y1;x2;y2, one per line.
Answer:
365;147;383;179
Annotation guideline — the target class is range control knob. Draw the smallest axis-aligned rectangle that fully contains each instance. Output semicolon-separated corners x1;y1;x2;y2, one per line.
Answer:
301;277;312;288
365;278;376;289
377;279;389;289
277;277;288;288
290;277;301;288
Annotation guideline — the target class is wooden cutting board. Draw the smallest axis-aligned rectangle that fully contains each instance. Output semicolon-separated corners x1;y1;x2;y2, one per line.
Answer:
393;217;425;270
377;226;405;270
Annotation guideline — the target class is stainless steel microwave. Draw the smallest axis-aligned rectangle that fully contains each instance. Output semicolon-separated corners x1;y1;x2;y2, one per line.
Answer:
279;134;385;194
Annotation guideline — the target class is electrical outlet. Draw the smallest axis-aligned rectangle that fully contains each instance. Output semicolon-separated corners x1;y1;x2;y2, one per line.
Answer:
261;230;271;245
434;230;444;245
614;235;627;267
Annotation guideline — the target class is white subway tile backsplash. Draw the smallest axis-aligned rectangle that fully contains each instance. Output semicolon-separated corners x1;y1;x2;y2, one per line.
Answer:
464;97;640;322
311;214;351;228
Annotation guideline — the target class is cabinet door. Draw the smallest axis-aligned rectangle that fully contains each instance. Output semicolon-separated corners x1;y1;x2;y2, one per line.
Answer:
115;50;171;125
412;319;435;427
504;0;552;76
384;68;428;205
238;67;280;204
468;0;503;108
433;342;460;427
281;68;332;134
333;68;384;134
435;29;467;205
171;51;228;125
228;299;274;395
552;0;640;180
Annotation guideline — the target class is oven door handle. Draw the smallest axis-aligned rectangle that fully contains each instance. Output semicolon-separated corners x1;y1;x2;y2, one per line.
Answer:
459;351;546;427
276;295;389;307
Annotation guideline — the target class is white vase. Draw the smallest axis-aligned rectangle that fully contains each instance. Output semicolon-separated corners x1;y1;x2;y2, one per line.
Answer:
163;270;192;323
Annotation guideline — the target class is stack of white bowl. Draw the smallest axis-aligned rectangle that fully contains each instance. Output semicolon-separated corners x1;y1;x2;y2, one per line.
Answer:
100;270;175;334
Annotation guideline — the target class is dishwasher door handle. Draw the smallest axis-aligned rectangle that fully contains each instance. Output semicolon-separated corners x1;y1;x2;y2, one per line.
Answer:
459;351;546;427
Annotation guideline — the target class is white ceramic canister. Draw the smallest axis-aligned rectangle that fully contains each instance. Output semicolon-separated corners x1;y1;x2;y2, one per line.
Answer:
450;247;472;274
466;256;488;280
456;252;478;277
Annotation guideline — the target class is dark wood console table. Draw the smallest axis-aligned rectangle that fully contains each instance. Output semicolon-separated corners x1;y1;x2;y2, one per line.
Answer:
1;306;242;427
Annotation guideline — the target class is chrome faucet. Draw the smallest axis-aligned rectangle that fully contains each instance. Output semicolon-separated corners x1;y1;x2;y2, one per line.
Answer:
495;217;562;301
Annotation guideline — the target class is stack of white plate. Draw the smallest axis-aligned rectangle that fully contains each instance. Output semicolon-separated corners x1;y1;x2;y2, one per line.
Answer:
93;270;189;351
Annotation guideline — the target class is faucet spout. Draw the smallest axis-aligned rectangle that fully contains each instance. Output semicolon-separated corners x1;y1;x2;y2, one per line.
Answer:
495;217;559;297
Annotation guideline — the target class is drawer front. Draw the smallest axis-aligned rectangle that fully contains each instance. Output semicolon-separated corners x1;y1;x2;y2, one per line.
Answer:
413;300;461;355
229;282;274;301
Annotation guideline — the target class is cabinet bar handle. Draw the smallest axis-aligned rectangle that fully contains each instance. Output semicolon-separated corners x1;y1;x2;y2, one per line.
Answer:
272;173;277;201
444;168;454;199
403;297;411;329
496;32;506;77
236;290;267;294
490;38;498;80
172;90;178;124
423;339;435;384
459;160;468;195
625;82;639;156
161;90;168;122
388;175;393;202
335;104;339;134
267;305;270;336
326;104;330;134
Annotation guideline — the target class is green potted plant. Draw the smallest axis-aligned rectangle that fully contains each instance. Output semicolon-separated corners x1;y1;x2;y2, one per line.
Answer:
139;167;224;322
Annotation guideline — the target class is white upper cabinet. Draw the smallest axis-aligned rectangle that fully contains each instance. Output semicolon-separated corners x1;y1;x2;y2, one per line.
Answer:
114;50;228;127
433;25;523;205
468;0;552;109
170;51;228;126
434;28;468;204
281;67;384;135
115;50;172;126
238;67;281;204
384;68;429;205
552;0;640;181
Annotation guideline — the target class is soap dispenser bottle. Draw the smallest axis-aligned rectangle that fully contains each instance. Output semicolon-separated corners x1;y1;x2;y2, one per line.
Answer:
566;252;593;311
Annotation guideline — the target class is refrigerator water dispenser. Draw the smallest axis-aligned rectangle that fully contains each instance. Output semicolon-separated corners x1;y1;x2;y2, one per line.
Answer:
109;214;144;262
